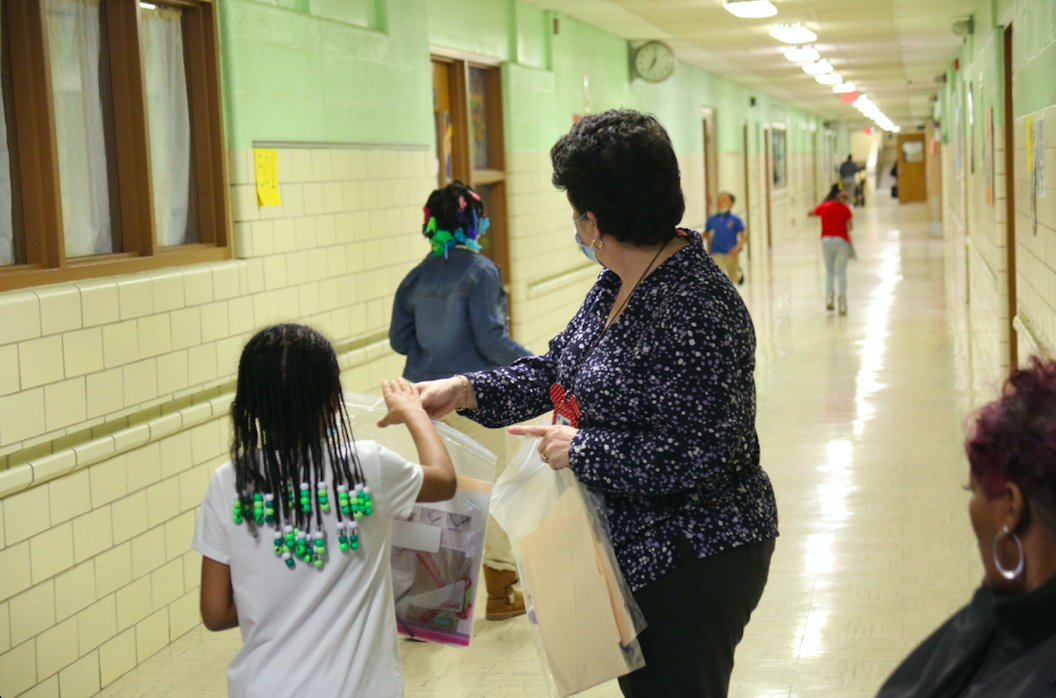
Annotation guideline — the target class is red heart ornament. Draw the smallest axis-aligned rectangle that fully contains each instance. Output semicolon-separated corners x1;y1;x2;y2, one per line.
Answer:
549;383;581;428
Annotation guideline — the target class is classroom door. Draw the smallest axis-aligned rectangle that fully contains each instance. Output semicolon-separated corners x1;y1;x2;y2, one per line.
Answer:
430;56;510;291
742;122;751;258
702;107;718;217
897;134;927;203
1003;24;1017;367
764;127;773;247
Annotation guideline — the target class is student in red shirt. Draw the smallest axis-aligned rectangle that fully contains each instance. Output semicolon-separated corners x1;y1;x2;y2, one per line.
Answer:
810;190;855;315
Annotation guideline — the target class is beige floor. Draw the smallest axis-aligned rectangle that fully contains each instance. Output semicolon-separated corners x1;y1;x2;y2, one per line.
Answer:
96;195;989;698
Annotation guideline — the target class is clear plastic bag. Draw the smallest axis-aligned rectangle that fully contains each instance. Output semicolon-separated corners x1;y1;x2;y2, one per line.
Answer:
491;438;647;697
342;392;496;647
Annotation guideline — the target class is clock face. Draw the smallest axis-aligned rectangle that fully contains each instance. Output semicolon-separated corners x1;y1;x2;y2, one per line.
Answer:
633;41;676;83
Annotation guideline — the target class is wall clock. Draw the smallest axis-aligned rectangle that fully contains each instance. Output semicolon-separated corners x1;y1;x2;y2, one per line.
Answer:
630;40;676;83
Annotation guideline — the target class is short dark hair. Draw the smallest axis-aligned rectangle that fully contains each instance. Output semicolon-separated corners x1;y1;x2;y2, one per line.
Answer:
551;109;685;246
718;191;736;205
967;356;1056;534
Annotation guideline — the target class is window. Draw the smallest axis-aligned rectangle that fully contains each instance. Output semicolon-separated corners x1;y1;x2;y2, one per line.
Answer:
0;0;228;292
0;8;23;267
140;3;198;247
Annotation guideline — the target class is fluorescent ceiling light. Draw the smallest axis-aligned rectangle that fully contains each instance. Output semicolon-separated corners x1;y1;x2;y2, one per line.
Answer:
724;0;777;18
833;82;857;93
815;73;843;85
852;96;898;132
770;23;818;44
785;45;820;62
803;60;834;75
139;1;156;7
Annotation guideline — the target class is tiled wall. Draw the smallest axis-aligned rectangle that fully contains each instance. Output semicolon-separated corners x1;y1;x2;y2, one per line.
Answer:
0;146;433;698
1012;106;1056;360
936;0;1056;384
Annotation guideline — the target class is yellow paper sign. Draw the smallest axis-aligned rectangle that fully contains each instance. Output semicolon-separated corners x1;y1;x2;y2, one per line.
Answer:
1026;116;1033;172
254;149;282;207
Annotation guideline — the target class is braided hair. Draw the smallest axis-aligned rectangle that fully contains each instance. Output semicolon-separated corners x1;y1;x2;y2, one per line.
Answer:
231;324;370;568
421;181;489;257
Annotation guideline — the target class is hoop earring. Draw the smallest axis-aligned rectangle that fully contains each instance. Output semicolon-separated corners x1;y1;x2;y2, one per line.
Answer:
993;525;1024;580
591;239;603;250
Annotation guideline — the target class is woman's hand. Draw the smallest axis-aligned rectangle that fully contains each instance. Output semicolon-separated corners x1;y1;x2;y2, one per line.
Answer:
378;378;425;427
508;424;578;471
417;376;476;418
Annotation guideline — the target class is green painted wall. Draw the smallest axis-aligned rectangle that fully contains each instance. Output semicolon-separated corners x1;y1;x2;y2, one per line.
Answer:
218;0;433;148
218;0;848;159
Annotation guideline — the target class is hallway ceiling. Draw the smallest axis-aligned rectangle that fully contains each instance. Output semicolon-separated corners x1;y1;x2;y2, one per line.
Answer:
523;0;978;130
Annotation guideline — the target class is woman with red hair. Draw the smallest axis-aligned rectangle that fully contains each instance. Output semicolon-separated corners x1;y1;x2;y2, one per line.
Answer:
876;357;1056;698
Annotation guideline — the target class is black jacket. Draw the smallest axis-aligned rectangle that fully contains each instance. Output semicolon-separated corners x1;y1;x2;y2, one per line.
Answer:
876;576;1056;698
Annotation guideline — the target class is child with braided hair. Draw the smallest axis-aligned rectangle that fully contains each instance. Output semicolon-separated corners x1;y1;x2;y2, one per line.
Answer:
390;181;533;619
193;324;455;698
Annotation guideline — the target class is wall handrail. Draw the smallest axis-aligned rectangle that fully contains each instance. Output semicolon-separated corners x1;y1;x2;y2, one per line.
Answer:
252;140;430;151
0;333;392;501
965;235;997;286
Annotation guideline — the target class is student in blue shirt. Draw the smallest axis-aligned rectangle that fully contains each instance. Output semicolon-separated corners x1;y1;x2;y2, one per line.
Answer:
704;191;746;284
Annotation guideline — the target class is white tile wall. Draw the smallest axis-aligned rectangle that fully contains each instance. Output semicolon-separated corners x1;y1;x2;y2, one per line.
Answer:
0;145;438;698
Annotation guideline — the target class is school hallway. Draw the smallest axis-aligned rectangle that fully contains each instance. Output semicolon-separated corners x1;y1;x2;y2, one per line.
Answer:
73;193;985;698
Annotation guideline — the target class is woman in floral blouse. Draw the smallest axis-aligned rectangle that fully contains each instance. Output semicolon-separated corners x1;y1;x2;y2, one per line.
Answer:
418;109;778;698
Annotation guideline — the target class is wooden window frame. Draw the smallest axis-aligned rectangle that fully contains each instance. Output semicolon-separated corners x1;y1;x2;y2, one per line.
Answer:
0;0;229;293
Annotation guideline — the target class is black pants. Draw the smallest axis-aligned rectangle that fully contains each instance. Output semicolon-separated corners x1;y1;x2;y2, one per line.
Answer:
618;538;776;698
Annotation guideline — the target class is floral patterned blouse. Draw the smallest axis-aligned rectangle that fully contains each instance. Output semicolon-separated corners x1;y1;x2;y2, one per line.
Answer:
461;229;778;591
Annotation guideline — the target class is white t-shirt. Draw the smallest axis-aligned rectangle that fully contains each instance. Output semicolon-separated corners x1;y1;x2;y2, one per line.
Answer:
192;440;424;698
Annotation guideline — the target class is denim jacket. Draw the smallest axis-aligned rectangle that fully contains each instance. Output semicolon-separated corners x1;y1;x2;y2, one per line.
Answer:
390;247;531;382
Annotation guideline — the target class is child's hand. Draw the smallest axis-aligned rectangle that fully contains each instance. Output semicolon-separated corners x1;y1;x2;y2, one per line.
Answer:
378;378;425;427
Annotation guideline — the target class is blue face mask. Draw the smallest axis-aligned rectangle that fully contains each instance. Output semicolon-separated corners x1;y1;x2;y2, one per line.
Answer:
573;211;600;265
575;228;600;265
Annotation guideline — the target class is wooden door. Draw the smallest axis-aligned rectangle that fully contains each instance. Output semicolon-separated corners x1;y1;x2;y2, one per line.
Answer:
702;107;718;217
764;127;773;247
743;122;751;259
897;134;927;202
1003;24;1017;367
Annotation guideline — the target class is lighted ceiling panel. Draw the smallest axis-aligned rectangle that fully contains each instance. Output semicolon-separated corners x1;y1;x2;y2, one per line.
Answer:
520;0;977;129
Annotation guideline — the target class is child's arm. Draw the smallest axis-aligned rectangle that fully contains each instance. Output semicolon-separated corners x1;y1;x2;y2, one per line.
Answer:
200;557;238;631
378;379;457;502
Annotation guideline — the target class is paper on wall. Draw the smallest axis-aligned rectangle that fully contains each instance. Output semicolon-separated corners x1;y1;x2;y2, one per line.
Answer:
254;148;282;207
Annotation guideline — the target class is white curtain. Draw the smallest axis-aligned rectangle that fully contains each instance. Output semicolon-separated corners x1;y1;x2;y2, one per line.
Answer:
47;0;117;258
141;4;196;247
0;27;17;266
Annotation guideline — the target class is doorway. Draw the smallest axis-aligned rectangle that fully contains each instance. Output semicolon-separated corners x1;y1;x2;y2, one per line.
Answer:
896;133;927;202
430;54;510;290
763;126;773;248
742;122;751;258
1003;24;1017;367
702;107;718;218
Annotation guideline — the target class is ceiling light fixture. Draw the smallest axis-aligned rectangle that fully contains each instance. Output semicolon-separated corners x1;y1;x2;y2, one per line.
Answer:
723;0;777;18
815;73;843;85
833;82;857;93
769;23;818;44
803;60;834;75
784;45;820;62
853;96;900;132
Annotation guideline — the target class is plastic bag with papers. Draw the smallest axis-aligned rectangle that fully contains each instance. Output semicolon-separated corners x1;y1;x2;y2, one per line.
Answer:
491;438;647;697
342;392;496;647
